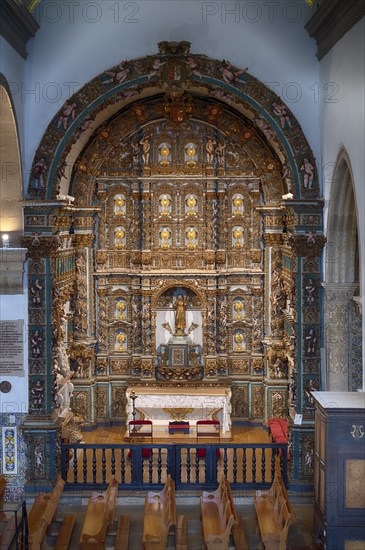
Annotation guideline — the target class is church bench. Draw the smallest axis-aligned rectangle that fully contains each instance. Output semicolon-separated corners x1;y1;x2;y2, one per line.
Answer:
115;514;130;549
200;476;238;550
79;476;118;550
254;474;295;550
54;514;76;550
142;474;176;550
232;516;249;550
26;474;65;550
175;514;189;550
0;475;7;521
0;514;16;550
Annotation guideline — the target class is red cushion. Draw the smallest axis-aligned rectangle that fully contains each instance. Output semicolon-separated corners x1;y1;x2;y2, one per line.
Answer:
197;448;221;459
128;448;152;459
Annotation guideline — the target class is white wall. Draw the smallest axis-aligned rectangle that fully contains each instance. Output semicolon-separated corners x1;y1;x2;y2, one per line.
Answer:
320;17;365;387
24;0;320;180
0;267;28;414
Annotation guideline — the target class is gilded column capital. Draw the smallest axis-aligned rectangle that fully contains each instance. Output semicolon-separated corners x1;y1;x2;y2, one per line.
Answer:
21;235;60;258
263;233;284;247
284;233;326;257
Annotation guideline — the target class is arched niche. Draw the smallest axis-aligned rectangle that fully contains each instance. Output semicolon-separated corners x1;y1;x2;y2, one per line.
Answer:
155;287;202;349
324;148;362;391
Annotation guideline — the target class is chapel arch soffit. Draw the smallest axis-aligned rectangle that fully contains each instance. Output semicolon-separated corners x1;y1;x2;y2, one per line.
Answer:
26;42;320;207
70;98;282;205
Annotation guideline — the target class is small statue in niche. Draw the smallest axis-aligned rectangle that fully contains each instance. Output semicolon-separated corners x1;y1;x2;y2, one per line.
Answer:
205;137;217;164
305;378;317;406
305;278;316;304
31;158;47;193
56;162;67;193
271;357;288;379
115;331;127;351
115;299;126;319
173;294;188;336
305;328;317;355
300;158;314;189
31;330;42;358
131;141;140;165
289;373;297;406
139;135;151;165
31;279;43;306
31;380;44;411
186;194;197;216
234;331;245;352
159;194;171;217
215;142;226;167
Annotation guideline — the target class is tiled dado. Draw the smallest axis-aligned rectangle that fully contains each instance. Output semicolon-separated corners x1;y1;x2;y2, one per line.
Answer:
0;413;27;501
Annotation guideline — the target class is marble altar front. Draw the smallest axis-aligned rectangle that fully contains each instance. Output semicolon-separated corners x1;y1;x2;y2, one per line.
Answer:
126;387;231;433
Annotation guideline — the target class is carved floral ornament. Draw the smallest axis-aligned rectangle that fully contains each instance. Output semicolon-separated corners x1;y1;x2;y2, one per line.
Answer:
25;42;320;210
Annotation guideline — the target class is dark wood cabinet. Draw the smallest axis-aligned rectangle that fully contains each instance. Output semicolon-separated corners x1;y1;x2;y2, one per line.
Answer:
312;392;365;549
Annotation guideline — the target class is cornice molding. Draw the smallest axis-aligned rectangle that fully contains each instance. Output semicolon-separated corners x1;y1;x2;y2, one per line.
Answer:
0;0;39;59
306;0;365;60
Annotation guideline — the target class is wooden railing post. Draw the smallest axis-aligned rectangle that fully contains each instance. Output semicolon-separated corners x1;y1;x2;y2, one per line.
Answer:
130;446;143;485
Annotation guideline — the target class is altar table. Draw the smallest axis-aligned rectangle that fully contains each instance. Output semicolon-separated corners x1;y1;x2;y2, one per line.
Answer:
126;387;231;433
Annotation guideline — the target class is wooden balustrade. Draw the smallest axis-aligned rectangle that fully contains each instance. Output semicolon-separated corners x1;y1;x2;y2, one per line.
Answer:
61;442;288;491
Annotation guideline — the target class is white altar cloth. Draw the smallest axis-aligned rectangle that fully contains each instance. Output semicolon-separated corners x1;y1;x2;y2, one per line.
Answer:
126;387;231;433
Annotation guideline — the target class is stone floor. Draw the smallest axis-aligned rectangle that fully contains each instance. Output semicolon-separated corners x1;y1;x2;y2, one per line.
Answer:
39;492;314;549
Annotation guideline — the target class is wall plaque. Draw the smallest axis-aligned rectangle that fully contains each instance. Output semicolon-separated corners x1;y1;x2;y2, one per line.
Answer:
0;320;24;376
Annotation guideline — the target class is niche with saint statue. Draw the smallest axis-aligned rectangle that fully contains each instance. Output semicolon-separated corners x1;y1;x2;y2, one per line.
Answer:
155;287;203;377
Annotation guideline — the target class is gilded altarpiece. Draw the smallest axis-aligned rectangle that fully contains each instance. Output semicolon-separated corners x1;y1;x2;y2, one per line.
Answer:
22;43;324;488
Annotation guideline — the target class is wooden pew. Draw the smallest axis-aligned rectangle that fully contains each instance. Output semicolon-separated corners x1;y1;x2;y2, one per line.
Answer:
115;515;130;549
142;474;176;550
54;514;76;550
200;476;239;550
26;475;65;550
254;474;296;550
0;475;7;521
175;514;189;550
80;477;118;550
0;515;16;550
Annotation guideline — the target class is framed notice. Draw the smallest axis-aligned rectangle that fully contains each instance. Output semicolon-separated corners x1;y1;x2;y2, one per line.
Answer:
0;320;24;376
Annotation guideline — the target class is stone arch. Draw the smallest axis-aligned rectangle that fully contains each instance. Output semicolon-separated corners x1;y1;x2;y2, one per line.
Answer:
25;44;319;203
323;147;362;391
0;74;23;247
